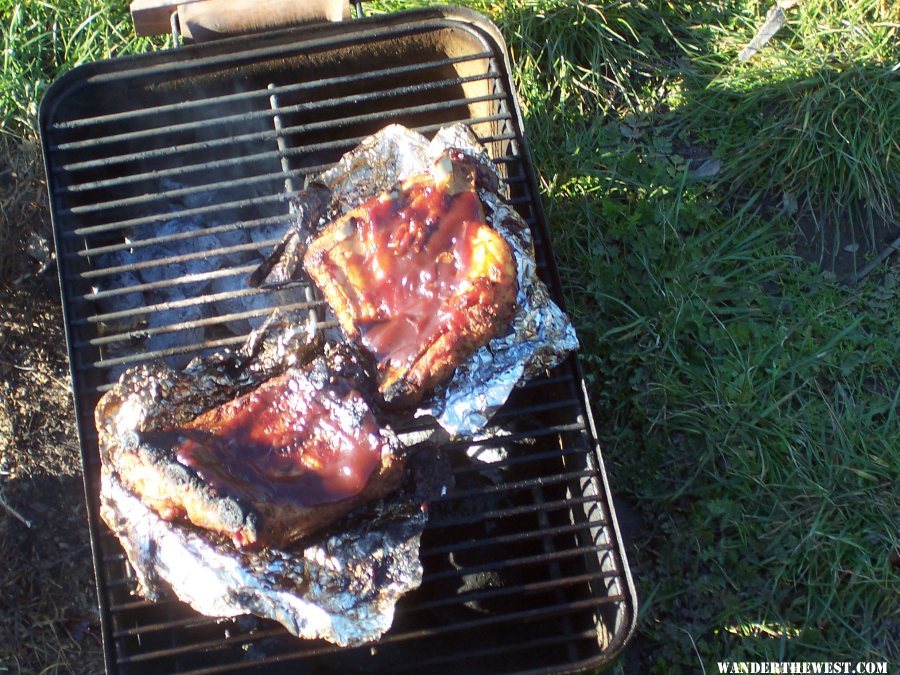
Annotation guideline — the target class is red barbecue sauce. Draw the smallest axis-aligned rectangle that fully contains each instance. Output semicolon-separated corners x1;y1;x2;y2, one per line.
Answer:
325;185;487;369
173;369;383;506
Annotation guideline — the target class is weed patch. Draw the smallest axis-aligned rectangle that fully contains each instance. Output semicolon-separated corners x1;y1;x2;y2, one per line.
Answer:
1;2;166;134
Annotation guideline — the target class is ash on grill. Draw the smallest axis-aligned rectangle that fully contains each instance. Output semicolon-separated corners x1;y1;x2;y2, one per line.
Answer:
88;85;309;377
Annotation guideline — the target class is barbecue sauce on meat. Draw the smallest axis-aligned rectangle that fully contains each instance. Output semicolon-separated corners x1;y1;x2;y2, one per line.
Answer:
329;185;487;369
172;368;384;508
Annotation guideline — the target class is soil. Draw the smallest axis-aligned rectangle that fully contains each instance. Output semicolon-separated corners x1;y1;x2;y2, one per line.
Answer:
0;139;104;674
793;206;899;283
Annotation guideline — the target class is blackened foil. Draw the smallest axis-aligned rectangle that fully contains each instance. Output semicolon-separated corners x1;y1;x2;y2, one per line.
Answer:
98;311;445;645
100;451;442;647
98;310;322;438
317;124;578;436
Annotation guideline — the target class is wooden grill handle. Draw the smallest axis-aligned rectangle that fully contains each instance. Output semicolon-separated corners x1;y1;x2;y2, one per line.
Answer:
131;0;350;40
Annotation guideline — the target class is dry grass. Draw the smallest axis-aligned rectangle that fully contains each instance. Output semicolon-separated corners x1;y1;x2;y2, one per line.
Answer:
0;135;51;283
0;140;104;675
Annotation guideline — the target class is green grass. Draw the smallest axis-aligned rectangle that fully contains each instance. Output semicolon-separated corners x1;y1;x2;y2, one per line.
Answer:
685;0;900;257
3;0;898;671
542;114;898;670
696;65;899;252
1;1;167;135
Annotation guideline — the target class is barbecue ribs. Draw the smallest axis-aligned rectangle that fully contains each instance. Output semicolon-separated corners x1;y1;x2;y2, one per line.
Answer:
97;345;404;549
304;151;518;406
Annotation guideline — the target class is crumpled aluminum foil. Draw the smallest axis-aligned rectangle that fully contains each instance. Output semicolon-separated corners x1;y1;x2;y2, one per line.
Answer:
98;310;447;646
101;469;428;647
313;124;579;437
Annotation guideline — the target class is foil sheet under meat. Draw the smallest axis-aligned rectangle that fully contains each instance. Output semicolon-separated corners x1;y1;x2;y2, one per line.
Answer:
96;125;576;646
101;470;429;647
268;124;578;437
98;311;447;646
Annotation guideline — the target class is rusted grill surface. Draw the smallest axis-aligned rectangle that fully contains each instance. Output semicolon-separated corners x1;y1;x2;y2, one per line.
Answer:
41;8;635;673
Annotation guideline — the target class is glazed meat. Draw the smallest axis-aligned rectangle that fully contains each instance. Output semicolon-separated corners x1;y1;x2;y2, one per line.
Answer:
304;152;518;406
98;345;404;549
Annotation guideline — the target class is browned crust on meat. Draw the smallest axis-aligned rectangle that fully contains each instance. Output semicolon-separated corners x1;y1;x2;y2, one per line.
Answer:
96;406;261;546
304;178;517;407
97;352;406;550
304;217;361;340
100;435;404;550
101;449;258;544
250;455;403;549
379;268;517;407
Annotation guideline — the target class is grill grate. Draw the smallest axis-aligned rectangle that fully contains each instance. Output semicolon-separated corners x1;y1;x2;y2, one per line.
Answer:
41;8;635;673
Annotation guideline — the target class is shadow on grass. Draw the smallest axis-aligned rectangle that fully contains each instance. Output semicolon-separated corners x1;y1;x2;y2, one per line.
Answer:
492;2;899;669
674;62;899;280
0;472;103;675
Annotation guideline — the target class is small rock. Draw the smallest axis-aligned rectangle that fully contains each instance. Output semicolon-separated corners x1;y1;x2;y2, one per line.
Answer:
689;158;722;180
782;191;799;216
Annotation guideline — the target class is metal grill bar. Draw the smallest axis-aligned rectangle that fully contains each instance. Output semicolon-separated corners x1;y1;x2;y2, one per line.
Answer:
427;493;603;531
109;597;177;613
53;52;494;131
87;323;340;373
78;239;282;282
60;114;512;239
101;481;605;580
69;194;544;285
77;282;286;324
66;154;525;229
68;150;529;258
117;594;621;669
268;83;320;334
93;335;246;368
55;73;500;155
54;96;506;185
111;568;609;641
82;299;316;349
76;217;287;258
54;115;521;226
179;629;604;675
65;172;299;215
416;570;611;612
115;594;619;666
382;629;607;674
488;396;581;424
440;468;596;501
68;193;290;238
421;544;615;584
112;616;227;639
424;520;599;557
83;264;261;303
448;445;593;477
442;420;585;450
378;595;625;642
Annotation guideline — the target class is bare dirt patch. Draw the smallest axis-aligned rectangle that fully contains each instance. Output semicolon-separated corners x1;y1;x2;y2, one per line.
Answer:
0;139;104;674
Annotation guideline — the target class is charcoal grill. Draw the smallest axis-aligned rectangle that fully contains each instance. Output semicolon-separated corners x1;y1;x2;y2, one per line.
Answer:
40;6;636;673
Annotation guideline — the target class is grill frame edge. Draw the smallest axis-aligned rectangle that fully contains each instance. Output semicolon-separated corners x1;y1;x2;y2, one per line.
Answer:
39;7;637;673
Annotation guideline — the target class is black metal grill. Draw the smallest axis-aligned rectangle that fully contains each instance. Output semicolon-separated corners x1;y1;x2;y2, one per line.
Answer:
41;7;636;673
